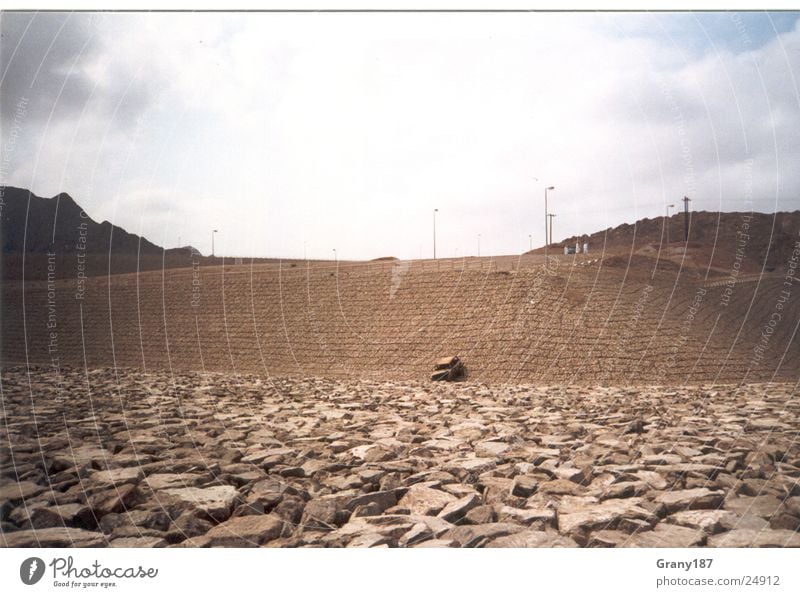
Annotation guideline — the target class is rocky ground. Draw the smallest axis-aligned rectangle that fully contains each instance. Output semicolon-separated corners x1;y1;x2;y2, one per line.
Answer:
1;366;799;548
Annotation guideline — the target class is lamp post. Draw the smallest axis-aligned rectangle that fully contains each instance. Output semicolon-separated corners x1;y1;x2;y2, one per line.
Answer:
544;186;555;257
477;233;481;258
433;208;438;259
665;204;674;246
682;196;691;242
211;229;218;257
529;234;532;252
548;213;556;250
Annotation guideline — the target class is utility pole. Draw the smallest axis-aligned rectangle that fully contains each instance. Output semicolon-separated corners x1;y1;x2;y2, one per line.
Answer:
682;196;691;242
544;186;555;258
211;229;218;257
433;208;438;259
548;213;556;250
528;234;532;252
665;204;674;246
477;233;481;258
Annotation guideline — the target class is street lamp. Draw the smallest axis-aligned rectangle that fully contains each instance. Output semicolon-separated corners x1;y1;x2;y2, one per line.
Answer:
544;186;555;257
548;213;556;250
477;233;481;257
333;248;337;262
529;234;532;252
211;229;218;257
665;204;674;246
433;208;439;259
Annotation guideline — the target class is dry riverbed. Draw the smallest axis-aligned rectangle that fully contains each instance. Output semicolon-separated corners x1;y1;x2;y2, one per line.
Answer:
1;366;799;548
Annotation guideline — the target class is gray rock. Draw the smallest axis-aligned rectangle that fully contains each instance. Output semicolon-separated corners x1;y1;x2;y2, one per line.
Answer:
438;494;481;523
109;536;167;548
708;528;800;548
193;514;284;547
487;530;579;547
159;485;240;521
656;488;725;513
2;527;107;548
558;498;657;536
624;523;706;547
443;522;526;547
398;485;455;516
0;480;47;502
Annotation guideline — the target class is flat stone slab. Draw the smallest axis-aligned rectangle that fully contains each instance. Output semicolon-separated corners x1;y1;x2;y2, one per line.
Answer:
2;527;107;548
159;486;240;521
488;530;579;548
398;486;455;516
655;488;725;513
443;523;526;548
192;515;284;547
0;480;47;502
109;536;167;548
667;509;733;534
91;467;144;487
708;529;800;548
474;441;510;458
145;472;204;491
624;523;706;548
438;494;481;523
558;498;656;536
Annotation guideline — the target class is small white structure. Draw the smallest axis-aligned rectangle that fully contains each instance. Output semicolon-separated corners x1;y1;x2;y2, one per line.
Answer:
583;242;589;254
564;246;569;255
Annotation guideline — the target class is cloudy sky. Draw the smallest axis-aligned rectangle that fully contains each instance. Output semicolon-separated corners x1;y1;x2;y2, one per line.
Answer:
1;11;799;259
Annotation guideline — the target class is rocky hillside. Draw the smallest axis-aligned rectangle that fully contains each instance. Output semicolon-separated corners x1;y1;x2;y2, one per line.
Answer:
545;210;800;274
0;186;202;279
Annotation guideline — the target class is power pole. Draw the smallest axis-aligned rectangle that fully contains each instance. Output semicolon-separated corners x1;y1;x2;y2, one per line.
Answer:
544;186;554;257
682;196;691;242
548;213;556;249
433;209;438;259
665;204;674;246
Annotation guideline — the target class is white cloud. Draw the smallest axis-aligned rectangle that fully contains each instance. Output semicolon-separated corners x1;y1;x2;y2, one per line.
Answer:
2;12;799;258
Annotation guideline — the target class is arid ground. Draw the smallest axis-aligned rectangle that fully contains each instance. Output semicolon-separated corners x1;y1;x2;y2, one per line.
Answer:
2;216;799;547
1;367;799;547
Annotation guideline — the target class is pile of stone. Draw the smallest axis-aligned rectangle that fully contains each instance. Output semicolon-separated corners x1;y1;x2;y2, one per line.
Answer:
1;366;799;548
431;356;466;382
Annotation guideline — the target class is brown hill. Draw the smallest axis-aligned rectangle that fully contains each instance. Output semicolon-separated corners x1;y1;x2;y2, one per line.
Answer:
533;210;800;276
0;186;284;280
0;186;199;280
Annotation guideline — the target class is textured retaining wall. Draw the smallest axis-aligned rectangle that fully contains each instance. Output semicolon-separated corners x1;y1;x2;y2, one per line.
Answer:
2;258;797;383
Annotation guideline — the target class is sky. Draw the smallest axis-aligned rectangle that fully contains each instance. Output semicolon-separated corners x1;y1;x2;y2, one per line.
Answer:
1;11;799;259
